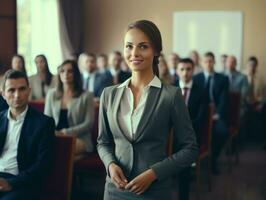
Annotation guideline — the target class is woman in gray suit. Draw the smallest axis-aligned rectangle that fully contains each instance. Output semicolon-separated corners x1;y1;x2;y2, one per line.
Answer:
29;54;57;100
97;20;198;200
45;60;94;155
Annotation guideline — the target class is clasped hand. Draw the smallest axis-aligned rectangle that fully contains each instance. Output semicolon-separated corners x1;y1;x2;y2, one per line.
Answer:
108;163;157;195
0;178;12;192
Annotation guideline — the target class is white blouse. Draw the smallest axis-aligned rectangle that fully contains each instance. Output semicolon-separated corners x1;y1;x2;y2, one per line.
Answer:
117;76;161;140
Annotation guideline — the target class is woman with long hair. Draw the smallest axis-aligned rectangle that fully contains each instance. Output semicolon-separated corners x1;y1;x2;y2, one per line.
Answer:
29;54;56;100
97;20;198;200
45;60;94;155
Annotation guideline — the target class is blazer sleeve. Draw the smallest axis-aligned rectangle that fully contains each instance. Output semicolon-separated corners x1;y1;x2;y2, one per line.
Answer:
64;92;95;137
6;117;56;189
150;89;198;180
97;89;117;175
44;89;54;117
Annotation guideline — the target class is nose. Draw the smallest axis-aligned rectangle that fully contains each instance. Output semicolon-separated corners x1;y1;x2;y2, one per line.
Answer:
14;90;20;99
132;46;139;57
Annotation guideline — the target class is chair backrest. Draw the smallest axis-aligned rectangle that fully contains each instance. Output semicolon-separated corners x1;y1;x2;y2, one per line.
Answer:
91;102;100;150
201;103;214;152
29;100;45;113
41;135;76;200
229;92;241;129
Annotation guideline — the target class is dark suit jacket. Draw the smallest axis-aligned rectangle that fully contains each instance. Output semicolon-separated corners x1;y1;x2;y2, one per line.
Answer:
194;72;229;123
107;70;131;84
82;72;113;97
0;106;55;189
0;95;8;112
175;79;208;146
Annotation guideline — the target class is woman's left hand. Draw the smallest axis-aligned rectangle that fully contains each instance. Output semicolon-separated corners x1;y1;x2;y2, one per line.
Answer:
125;169;157;195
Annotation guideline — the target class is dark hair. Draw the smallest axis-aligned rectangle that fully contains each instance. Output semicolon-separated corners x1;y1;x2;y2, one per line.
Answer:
126;20;162;77
204;52;215;60
248;56;258;66
178;58;194;67
56;60;83;98
87;53;96;60
111;51;122;57
221;54;227;58
12;54;27;75
2;69;29;91
97;53;108;59
35;54;53;86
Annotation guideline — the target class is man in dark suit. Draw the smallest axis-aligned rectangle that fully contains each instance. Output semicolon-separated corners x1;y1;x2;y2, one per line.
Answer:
108;51;131;84
81;53;113;98
0;70;55;199
194;52;229;174
175;58;207;200
167;53;180;84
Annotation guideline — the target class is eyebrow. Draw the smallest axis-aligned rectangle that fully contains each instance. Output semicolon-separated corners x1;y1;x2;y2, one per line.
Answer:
125;42;150;45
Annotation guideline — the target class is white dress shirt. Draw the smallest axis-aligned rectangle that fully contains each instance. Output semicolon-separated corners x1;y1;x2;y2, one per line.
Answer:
83;71;96;92
179;80;193;105
117;76;161;140
0;106;28;175
110;68;120;77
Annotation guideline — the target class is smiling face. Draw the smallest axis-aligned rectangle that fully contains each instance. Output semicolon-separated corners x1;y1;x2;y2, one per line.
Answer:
124;28;156;74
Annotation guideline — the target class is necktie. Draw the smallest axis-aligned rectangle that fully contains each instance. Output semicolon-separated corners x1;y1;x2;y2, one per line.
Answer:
83;77;90;90
206;75;214;103
183;87;189;105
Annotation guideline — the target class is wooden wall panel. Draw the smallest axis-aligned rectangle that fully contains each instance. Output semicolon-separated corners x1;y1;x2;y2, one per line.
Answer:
0;0;17;74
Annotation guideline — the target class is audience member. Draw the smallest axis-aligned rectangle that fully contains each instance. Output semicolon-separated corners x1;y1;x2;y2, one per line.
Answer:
81;53;112;98
29;54;56;100
108;51;131;84
158;56;172;84
189;50;202;74
167;53;180;84
175;58;207;200
11;54;27;76
0;69;55;199
44;60;94;155
194;52;229;174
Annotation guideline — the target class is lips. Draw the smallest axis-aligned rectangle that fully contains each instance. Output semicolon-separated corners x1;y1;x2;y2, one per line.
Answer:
131;60;143;65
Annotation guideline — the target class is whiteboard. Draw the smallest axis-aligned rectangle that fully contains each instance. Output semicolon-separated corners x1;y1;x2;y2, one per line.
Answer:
173;11;243;71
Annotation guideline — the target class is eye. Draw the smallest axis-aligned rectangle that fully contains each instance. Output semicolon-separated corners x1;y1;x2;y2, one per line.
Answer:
139;44;148;49
125;44;133;49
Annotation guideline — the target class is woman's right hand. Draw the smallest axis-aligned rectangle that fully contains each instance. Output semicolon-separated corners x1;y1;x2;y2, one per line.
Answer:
109;162;128;189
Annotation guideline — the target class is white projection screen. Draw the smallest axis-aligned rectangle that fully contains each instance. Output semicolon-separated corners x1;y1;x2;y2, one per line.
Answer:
173;11;243;71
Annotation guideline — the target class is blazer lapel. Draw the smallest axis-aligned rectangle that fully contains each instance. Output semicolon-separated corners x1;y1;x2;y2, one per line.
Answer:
112;87;132;141
134;86;162;141
0;111;8;155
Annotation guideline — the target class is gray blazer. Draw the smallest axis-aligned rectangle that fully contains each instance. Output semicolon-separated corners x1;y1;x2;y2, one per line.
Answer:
29;74;57;100
44;88;94;152
225;71;249;98
97;84;198;198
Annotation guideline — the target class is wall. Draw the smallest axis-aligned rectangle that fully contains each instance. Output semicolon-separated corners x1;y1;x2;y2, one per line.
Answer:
0;0;17;73
83;0;266;81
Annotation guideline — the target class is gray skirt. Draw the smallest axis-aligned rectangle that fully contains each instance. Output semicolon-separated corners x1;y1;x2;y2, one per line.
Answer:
104;181;172;200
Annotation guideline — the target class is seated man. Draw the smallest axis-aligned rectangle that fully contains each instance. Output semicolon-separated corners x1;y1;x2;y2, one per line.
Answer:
0;69;55;199
194;52;229;174
80;53;113;98
175;58;208;200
